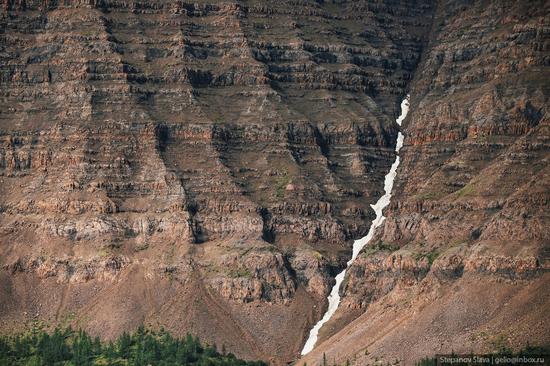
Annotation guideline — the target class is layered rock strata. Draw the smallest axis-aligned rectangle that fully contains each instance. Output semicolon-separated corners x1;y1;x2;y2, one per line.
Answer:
0;1;434;364
301;0;550;364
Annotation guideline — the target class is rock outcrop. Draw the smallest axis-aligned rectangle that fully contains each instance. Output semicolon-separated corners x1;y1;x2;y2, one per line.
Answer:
301;1;549;364
0;1;435;364
1;0;548;364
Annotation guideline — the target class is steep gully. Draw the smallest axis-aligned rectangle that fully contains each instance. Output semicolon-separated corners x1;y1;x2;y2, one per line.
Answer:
301;96;410;355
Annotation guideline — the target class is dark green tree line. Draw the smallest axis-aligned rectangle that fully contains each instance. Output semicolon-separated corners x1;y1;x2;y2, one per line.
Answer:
0;326;267;366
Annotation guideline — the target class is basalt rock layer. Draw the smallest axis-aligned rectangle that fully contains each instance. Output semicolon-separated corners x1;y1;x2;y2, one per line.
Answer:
0;0;435;364
1;0;548;365
301;1;550;365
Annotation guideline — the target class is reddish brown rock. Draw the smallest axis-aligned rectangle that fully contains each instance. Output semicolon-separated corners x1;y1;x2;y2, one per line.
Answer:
301;0;549;364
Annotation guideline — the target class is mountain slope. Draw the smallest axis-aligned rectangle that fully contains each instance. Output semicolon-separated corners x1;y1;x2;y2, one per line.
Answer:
0;1;435;364
1;1;548;365
300;0;550;364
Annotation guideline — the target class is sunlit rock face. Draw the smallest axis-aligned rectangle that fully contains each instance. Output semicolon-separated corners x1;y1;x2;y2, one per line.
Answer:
2;0;548;365
0;1;434;364
300;1;550;365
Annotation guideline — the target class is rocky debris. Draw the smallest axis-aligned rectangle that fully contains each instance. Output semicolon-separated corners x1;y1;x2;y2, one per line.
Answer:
340;251;431;309
464;255;541;278
342;248;545;309
289;248;334;298
205;247;296;303
4;255;130;283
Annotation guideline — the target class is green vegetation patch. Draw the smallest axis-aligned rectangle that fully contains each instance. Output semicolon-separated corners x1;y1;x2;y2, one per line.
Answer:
275;171;290;199
361;242;400;257
455;183;476;198
426;250;440;266
413;191;445;201
0;326;267;366
134;243;149;252
228;267;252;278
413;249;440;267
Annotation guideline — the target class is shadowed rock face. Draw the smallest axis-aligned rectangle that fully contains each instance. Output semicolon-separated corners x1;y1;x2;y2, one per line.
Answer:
1;0;548;364
0;0;434;364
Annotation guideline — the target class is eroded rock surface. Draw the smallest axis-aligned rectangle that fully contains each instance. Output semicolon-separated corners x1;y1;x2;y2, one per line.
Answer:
301;1;549;364
0;1;434;364
1;0;548;364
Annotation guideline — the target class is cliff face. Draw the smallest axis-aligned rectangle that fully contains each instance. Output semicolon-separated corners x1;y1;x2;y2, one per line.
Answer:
301;0;550;364
1;0;548;364
0;0;435;364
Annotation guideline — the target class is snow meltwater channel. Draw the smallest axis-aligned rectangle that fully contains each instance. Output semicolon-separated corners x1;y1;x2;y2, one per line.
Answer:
301;96;410;355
